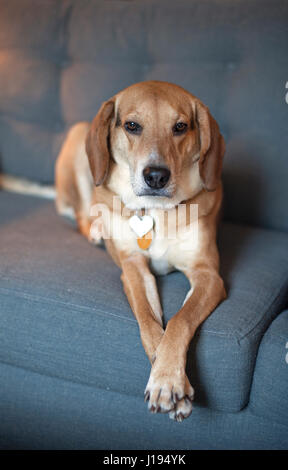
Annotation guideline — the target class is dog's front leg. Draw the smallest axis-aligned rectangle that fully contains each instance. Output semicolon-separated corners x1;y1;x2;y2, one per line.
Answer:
120;251;195;417
145;266;226;421
120;252;164;364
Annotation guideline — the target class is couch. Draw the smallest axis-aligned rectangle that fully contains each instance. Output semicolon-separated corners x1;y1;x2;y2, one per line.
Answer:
0;0;288;450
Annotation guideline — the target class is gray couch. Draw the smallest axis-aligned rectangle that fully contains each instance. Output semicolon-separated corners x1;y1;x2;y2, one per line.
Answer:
0;0;288;450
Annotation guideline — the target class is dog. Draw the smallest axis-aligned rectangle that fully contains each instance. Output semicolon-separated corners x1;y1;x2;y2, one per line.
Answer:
55;80;226;422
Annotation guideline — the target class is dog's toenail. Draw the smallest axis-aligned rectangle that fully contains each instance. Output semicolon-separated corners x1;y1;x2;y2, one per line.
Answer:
144;391;150;402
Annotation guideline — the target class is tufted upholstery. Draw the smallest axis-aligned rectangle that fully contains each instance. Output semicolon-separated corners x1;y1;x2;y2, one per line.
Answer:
0;0;288;231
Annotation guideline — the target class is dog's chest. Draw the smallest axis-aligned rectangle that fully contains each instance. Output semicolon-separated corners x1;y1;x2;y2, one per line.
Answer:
109;208;199;274
149;257;174;276
147;237;175;275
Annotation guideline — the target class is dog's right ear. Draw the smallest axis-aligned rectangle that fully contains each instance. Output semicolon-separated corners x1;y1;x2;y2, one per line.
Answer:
85;99;115;186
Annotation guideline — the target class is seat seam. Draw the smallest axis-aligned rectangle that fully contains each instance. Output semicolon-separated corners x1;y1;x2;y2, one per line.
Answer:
0;358;143;401
238;278;288;343
0;285;137;325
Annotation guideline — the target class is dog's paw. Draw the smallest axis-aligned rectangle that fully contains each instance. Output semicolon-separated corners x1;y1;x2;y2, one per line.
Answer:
169;396;193;422
144;366;194;418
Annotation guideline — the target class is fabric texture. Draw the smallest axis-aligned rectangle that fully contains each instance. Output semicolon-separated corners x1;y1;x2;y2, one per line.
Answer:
1;0;288;450
249;310;288;427
0;0;288;230
0;361;287;450
1;191;288;413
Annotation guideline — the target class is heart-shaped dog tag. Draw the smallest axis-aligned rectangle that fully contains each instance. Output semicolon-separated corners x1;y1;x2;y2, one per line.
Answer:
137;230;153;250
129;215;154;238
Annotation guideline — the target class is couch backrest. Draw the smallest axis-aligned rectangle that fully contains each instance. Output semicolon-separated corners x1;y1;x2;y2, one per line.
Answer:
0;0;287;231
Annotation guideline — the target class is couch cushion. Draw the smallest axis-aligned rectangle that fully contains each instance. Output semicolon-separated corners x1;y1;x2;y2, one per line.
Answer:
0;0;288;232
0;191;288;412
249;310;288;426
1;362;288;450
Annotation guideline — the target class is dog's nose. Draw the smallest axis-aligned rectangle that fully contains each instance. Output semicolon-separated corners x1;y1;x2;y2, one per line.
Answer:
143;166;171;190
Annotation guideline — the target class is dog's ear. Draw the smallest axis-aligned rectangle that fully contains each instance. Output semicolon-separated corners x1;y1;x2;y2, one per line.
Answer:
85;99;115;186
195;100;225;191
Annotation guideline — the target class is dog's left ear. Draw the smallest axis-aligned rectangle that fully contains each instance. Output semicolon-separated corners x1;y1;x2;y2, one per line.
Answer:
85;99;115;186
195;100;225;191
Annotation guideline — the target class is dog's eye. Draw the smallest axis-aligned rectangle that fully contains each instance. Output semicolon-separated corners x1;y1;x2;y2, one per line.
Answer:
124;121;142;134
173;122;188;135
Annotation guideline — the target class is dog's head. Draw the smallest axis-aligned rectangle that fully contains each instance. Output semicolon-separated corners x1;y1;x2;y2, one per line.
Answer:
86;81;225;210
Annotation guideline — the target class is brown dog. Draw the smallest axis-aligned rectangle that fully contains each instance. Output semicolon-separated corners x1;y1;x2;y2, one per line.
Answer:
55;81;226;422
